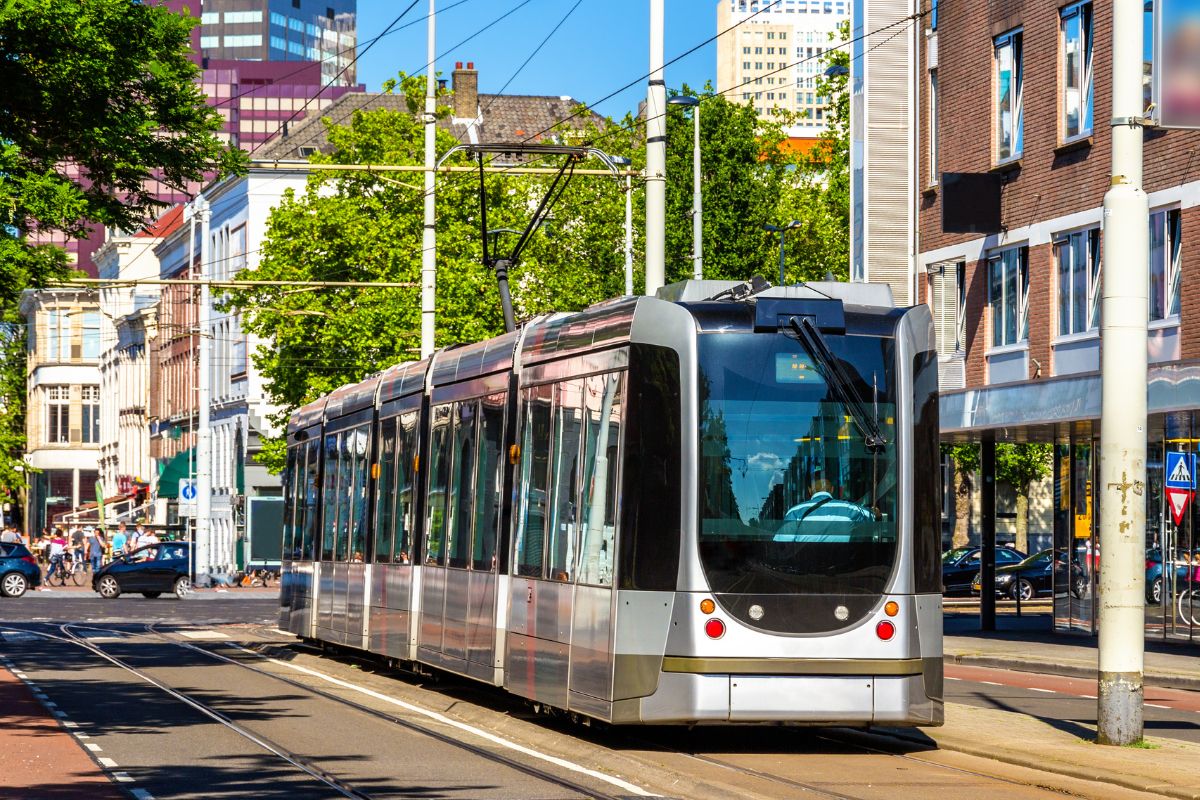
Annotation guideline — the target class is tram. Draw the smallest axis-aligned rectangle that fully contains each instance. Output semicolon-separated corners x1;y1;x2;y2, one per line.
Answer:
278;279;944;726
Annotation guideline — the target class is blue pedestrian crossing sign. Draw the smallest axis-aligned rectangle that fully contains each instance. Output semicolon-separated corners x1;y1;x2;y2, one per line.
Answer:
1165;451;1196;489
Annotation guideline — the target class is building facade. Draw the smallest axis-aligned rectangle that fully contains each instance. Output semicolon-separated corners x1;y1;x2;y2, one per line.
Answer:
716;0;850;137
199;0;357;87
916;0;1200;641
19;290;103;535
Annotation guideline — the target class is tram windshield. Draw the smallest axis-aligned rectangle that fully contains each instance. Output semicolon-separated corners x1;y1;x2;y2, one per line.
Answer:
698;331;898;599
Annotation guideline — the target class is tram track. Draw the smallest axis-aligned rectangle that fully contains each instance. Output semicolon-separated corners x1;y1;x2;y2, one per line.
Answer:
59;621;640;800
0;623;374;800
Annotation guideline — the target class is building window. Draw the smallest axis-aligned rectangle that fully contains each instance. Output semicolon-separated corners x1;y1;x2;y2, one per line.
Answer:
931;0;938;30
81;312;101;359
1061;2;1093;140
1056;228;1100;336
46;310;69;360
224;35;263;48
46;385;68;444
200;35;220;49
988;246;1029;347
1149;208;1182;321
929;69;939;183
201;11;219;24
82;386;99;444
1145;1;1155;111
995;29;1023;162
224;10;263;24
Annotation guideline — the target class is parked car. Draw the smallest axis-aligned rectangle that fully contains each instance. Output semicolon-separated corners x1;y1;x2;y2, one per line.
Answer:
1146;548;1200;604
92;542;192;599
942;545;1027;595
973;549;1087;600
0;542;41;598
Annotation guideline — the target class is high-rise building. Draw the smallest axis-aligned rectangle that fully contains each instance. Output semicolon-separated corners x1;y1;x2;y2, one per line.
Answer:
715;0;849;137
198;0;358;87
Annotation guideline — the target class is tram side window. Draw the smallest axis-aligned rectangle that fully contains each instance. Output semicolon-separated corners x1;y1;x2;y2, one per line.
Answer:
348;425;370;563
302;438;320;559
447;401;477;569
374;418;398;563
912;351;942;594
515;384;553;577
548;380;584;582
394;411;418;564
335;431;354;562
425;404;452;565
282;447;298;559
578;373;624;587
473;393;505;571
320;433;340;560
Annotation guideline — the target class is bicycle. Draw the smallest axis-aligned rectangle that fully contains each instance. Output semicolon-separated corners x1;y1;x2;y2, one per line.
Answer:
238;567;275;588
45;552;85;587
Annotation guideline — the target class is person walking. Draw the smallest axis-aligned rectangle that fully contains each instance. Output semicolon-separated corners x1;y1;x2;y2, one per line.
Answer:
69;524;85;563
129;523;146;552
111;523;128;559
0;527;20;544
87;528;106;573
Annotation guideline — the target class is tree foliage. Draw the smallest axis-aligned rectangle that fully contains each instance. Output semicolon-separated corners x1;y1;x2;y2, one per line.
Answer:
0;319;29;512
996;443;1053;498
226;69;851;471
0;0;245;301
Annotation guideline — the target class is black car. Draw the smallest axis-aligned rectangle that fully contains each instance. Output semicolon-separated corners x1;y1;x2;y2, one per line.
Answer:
973;548;1088;600
941;545;1027;594
92;542;192;599
0;541;41;597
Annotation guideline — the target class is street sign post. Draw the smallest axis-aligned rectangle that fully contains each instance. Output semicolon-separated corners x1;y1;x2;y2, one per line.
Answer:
178;479;197;518
1165;451;1195;526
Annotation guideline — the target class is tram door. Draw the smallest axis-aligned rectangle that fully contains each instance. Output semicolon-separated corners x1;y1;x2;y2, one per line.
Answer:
368;412;419;660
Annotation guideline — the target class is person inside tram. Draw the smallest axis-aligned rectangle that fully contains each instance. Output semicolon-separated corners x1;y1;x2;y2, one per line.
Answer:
774;478;873;542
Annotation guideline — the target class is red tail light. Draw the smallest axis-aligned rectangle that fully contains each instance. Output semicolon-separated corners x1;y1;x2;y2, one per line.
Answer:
876;620;896;641
20;556;36;565
704;618;726;639
1146;560;1154;570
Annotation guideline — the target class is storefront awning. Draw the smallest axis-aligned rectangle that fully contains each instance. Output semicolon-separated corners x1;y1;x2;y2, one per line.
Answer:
156;447;195;498
941;359;1200;440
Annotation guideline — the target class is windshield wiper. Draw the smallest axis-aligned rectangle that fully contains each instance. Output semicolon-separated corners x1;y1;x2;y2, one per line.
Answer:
788;316;888;453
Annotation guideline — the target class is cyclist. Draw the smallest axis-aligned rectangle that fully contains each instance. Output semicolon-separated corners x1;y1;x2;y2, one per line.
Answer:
46;529;67;583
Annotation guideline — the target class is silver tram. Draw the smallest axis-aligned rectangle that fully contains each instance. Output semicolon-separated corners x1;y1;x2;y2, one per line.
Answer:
278;280;944;726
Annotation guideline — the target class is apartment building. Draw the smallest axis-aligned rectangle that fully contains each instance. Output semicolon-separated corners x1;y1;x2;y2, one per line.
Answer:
916;0;1199;640
716;0;849;136
18;290;103;534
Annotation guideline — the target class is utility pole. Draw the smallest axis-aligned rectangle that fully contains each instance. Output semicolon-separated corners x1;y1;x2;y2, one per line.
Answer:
624;174;634;296
420;0;437;358
1097;0;1148;746
644;0;666;295
194;194;213;587
186;203;197;587
691;101;702;280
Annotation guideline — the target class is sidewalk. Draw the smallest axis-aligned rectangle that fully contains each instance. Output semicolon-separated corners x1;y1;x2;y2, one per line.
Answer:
0;663;125;799
944;612;1200;691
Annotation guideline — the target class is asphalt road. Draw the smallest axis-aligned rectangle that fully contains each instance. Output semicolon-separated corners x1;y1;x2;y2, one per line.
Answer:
0;598;1185;800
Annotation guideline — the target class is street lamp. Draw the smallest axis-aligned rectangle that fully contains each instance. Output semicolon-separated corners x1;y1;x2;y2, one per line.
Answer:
763;221;802;285
609;156;635;296
668;95;703;280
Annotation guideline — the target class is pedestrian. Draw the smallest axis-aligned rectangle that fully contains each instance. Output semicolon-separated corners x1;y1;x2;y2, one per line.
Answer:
141;527;160;547
130;522;147;552
70;524;85;564
111;523;128;559
0;527;19;544
87;528;106;573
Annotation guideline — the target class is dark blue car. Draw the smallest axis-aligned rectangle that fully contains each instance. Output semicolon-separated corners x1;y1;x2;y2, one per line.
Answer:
92;542;192;599
941;545;1027;595
0;541;42;597
1146;548;1199;604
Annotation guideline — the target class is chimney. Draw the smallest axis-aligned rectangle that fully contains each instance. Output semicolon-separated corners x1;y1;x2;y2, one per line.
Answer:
452;61;478;119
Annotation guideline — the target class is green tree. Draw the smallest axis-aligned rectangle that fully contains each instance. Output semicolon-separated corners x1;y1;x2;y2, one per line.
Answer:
996;443;1053;552
942;443;980;548
0;0;244;301
0;319;30;518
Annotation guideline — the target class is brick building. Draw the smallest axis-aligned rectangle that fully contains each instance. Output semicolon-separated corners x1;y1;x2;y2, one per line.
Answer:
915;0;1198;639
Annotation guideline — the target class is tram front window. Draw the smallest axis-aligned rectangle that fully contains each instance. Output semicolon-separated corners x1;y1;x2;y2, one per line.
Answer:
698;331;898;627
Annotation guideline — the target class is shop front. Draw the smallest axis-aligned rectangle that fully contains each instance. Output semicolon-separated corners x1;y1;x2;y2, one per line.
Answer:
943;363;1200;643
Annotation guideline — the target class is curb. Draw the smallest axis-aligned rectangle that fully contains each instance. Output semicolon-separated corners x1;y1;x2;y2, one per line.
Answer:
871;722;1200;800
947;652;1200;692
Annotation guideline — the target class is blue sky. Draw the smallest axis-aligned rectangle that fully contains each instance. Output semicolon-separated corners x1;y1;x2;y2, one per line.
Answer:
355;0;721;119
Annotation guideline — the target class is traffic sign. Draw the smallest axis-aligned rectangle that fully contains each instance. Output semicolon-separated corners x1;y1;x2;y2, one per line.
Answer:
1167;486;1193;526
1165;451;1195;489
179;479;197;501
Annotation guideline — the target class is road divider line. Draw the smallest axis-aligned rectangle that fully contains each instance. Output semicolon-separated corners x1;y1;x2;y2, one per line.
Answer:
1028;688;1055;693
84;743;101;752
98;757;118;768
229;643;651;797
1147;703;1171;709
114;773;134;783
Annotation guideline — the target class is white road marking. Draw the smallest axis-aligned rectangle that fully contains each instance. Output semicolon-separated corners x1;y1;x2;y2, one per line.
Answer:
132;790;156;800
945;676;962;681
75;734;91;740
979;681;1002;686
44;701;57;708
98;757;118;768
229;643;652;797
84;743;101;752
1147;703;1171;709
114;773;135;783
61;721;78;729
1028;688;1055;693
1081;694;1097;699
178;630;229;640
53;710;68;718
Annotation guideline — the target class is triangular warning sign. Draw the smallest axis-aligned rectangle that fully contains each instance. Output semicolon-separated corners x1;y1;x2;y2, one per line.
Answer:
1169;455;1194;487
1167;487;1193;526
